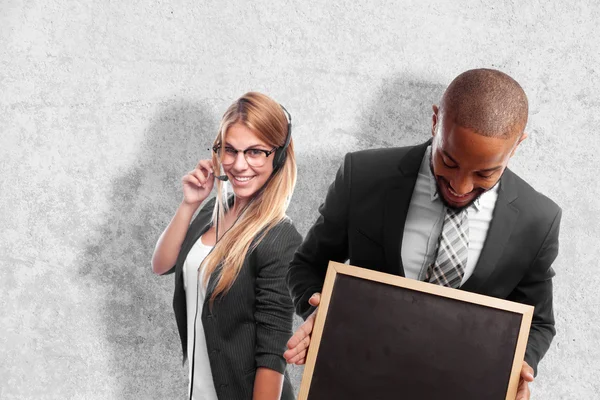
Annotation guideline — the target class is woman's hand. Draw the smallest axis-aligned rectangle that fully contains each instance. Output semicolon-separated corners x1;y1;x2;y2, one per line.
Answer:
152;159;215;275
182;159;216;205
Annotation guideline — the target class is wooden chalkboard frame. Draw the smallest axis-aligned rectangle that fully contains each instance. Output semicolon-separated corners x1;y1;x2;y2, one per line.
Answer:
298;261;534;400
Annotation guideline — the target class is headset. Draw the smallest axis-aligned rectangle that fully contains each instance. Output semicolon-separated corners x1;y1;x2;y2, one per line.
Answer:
272;104;292;171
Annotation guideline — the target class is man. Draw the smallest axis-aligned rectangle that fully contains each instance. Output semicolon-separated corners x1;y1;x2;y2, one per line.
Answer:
284;69;561;400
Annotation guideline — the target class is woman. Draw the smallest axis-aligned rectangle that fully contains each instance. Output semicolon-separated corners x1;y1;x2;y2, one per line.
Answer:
152;92;302;400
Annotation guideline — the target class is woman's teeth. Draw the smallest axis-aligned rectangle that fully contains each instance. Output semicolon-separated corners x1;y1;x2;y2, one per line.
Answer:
234;176;254;182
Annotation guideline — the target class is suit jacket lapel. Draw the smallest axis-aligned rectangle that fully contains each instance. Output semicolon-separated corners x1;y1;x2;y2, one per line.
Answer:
175;200;214;286
384;141;431;276
461;169;519;293
186;203;215;256
177;199;221;309
185;195;235;256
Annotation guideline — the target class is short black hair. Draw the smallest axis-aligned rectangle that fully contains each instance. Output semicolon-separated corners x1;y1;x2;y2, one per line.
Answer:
440;69;528;139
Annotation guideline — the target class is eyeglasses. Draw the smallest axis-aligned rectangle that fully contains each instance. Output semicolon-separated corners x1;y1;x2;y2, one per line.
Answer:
212;144;278;167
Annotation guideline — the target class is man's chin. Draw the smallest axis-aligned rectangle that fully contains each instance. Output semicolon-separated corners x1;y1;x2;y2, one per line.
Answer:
439;195;478;211
438;181;483;211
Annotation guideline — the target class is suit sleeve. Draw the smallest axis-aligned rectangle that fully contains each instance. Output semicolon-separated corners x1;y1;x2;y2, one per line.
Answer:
254;222;303;374
287;153;353;320
507;208;562;375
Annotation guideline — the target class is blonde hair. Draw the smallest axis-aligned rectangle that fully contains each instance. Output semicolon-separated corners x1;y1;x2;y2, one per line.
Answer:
202;92;297;304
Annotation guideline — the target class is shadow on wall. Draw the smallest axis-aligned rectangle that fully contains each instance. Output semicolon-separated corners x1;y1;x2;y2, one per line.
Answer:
78;99;219;399
286;75;446;394
74;76;447;399
288;75;446;235
354;76;446;148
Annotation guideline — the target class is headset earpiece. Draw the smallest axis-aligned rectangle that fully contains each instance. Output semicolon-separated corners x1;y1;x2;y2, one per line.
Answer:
273;105;292;171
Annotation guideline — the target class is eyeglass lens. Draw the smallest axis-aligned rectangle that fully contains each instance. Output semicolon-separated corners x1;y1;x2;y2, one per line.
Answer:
220;147;271;167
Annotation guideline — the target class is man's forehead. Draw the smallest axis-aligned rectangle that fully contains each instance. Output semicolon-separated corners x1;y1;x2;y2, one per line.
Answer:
437;123;516;166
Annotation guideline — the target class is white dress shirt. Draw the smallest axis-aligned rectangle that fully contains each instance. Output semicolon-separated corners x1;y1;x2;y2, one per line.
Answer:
183;237;218;400
400;146;499;285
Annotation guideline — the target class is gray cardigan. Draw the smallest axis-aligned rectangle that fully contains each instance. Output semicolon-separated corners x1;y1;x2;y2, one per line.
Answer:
163;197;302;399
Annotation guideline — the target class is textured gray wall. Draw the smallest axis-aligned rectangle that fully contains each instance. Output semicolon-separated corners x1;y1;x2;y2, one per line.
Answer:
1;1;599;399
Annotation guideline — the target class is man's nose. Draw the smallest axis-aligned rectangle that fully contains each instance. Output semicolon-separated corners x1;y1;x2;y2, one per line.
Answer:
449;173;474;195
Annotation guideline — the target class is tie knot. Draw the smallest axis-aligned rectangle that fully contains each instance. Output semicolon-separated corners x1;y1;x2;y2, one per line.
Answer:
447;207;468;216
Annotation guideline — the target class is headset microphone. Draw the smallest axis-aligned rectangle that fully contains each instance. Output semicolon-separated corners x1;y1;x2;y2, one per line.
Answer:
215;175;228;181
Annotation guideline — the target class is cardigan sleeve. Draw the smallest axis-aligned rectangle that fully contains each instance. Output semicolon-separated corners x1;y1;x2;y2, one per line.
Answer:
253;220;303;374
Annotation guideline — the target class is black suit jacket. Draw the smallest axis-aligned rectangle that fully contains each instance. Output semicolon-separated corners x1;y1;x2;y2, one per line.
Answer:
287;141;562;374
165;197;302;400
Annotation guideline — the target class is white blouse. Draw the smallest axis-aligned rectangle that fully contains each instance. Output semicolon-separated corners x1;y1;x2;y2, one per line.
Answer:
183;236;218;400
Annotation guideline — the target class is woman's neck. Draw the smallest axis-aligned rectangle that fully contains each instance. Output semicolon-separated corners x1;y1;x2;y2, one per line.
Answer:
230;196;249;217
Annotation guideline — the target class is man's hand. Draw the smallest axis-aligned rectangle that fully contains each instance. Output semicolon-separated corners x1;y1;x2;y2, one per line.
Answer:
283;293;321;365
516;361;534;400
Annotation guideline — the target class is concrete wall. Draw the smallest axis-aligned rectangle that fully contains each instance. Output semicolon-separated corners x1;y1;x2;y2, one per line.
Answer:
1;1;598;399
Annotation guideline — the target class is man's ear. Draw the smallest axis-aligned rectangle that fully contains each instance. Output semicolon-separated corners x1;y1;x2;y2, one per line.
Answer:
510;131;528;157
432;105;439;137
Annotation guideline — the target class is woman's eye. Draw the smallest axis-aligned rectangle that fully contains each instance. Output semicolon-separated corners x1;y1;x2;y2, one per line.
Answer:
247;149;263;157
224;147;237;154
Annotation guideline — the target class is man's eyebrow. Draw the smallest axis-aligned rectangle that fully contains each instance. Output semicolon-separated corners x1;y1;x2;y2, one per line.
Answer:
442;150;459;165
442;150;503;173
478;165;503;173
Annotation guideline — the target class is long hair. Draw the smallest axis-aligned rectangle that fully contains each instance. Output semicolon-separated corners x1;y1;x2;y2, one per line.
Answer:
202;92;297;304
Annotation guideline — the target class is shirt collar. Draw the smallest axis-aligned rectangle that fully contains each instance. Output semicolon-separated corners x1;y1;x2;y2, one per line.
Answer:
423;146;499;212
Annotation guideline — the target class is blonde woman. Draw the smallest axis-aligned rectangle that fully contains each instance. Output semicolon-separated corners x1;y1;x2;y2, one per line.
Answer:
152;92;301;400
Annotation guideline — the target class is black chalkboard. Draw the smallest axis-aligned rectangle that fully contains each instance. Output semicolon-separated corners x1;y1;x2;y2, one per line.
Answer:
298;262;533;400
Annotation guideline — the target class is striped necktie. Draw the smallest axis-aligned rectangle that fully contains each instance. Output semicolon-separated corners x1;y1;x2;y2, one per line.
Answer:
426;207;469;288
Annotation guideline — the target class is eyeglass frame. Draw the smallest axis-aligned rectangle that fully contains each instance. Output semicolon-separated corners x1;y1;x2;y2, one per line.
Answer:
211;144;279;166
